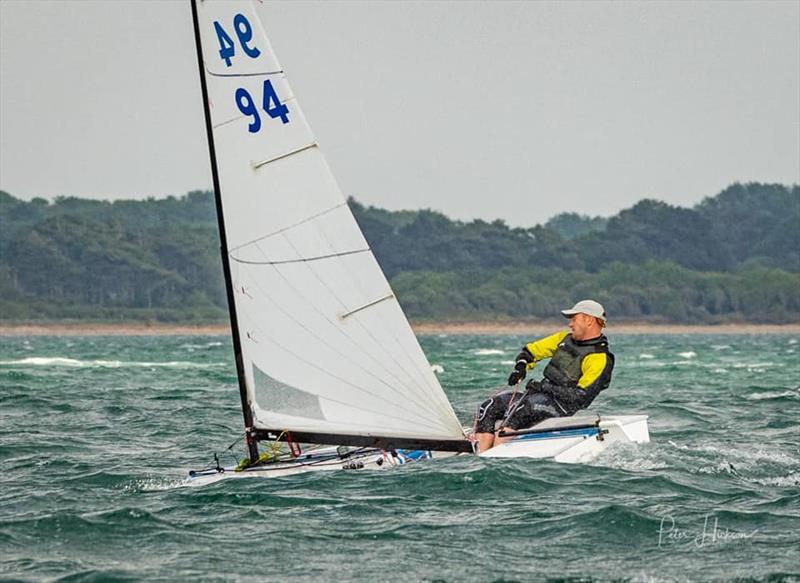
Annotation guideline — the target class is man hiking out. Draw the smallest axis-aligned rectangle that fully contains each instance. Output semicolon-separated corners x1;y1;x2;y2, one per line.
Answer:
474;300;614;452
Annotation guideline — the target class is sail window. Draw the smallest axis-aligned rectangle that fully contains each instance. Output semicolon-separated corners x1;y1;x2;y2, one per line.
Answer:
253;364;325;420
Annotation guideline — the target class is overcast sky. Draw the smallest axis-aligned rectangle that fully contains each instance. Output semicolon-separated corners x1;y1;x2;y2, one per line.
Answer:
1;0;798;226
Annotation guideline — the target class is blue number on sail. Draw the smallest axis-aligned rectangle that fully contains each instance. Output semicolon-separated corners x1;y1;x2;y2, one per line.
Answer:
236;88;262;133
213;21;236;67
234;14;261;59
262;80;290;124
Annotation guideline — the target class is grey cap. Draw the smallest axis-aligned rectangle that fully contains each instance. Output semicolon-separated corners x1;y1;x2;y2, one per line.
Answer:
561;299;607;322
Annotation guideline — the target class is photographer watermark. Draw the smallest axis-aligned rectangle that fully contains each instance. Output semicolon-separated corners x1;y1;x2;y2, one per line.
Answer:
658;513;759;548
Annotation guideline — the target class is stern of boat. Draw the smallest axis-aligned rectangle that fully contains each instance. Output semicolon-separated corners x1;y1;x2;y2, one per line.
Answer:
481;414;650;464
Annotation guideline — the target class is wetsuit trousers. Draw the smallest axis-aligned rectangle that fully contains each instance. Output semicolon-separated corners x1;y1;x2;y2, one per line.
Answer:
475;390;564;434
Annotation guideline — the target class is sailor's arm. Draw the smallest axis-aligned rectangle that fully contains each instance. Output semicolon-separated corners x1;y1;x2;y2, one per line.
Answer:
520;331;570;369
577;353;609;389
508;331;569;385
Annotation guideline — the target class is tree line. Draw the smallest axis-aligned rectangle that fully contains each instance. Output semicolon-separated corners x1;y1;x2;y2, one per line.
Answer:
0;182;797;323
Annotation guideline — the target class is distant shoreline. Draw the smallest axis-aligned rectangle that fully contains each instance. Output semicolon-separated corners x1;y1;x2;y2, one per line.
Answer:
1;321;799;336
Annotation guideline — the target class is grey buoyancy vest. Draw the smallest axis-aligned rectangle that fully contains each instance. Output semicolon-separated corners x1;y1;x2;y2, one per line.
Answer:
543;334;611;388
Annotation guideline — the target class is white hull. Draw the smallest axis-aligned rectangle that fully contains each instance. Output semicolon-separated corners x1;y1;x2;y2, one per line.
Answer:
185;414;649;486
480;414;650;463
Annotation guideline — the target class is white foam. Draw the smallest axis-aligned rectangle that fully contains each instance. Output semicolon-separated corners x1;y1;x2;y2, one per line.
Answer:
678;351;697;359
0;357;224;369
749;473;800;487
697;461;739;475
2;357;84;367
591;445;668;471
668;440;799;469
745;390;798;401
732;362;776;368
124;476;186;492
180;341;224;350
473;349;505;356
639;354;655;359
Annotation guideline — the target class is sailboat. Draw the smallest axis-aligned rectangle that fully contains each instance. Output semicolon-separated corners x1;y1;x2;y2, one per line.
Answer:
186;0;649;485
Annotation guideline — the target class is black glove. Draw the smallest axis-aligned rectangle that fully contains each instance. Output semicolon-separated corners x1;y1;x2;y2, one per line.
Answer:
525;379;542;392
507;360;528;385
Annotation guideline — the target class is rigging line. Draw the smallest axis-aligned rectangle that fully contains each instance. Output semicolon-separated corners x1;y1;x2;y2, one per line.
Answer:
367;305;459;423
251;272;435;421
228;202;348;253
239;275;450;429
244;268;444;428
257;256;436;421
294;209;446;407
307;221;455;416
246;346;450;437
267;235;444;416
286;224;452;415
355;294;460;423
230;248;369;266
245;262;444;426
273;235;450;418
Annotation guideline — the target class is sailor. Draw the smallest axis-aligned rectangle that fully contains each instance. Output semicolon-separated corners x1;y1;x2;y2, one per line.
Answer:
474;299;614;452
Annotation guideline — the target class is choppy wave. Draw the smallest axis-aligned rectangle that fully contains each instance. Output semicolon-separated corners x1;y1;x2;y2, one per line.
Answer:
1;333;798;582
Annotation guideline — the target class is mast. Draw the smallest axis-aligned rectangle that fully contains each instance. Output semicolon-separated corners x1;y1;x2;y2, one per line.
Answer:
190;0;259;462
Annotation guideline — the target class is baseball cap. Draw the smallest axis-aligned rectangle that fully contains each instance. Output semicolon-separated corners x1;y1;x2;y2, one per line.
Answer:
561;299;607;322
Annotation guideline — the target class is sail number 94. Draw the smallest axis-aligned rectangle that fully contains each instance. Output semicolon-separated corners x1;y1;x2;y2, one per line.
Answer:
236;80;290;133
212;14;291;132
213;14;260;67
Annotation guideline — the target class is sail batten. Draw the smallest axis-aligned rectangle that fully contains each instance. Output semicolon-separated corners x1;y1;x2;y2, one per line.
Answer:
194;0;467;445
251;142;318;169
229;202;348;252
231;248;370;266
207;69;284;78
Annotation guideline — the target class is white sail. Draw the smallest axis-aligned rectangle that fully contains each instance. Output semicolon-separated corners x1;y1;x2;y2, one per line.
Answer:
195;0;465;442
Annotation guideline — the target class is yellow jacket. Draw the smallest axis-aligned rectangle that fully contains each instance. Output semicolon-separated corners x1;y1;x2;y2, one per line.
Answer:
524;331;610;390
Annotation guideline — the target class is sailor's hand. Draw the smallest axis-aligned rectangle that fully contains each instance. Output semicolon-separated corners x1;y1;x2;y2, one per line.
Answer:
525;379;541;392
507;361;527;385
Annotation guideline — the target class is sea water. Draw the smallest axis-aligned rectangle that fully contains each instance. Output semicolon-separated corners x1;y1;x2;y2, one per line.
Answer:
0;333;798;582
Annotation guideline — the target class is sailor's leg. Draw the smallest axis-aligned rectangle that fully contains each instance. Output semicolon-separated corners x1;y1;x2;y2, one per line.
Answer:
495;393;561;445
476;432;494;453
474;392;512;452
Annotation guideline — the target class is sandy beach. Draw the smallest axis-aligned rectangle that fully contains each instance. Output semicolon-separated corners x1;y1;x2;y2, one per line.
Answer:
1;321;798;336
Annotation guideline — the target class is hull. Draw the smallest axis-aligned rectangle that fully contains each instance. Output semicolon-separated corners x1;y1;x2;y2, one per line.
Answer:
185;447;458;487
185;414;649;485
480;414;650;463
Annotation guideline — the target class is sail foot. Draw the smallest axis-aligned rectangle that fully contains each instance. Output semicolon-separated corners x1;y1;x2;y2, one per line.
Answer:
250;428;475;453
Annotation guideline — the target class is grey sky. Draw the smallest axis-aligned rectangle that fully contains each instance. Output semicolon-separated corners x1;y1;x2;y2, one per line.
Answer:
1;0;798;226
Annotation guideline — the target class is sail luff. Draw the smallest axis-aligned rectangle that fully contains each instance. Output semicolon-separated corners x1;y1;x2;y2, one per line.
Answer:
190;0;258;461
